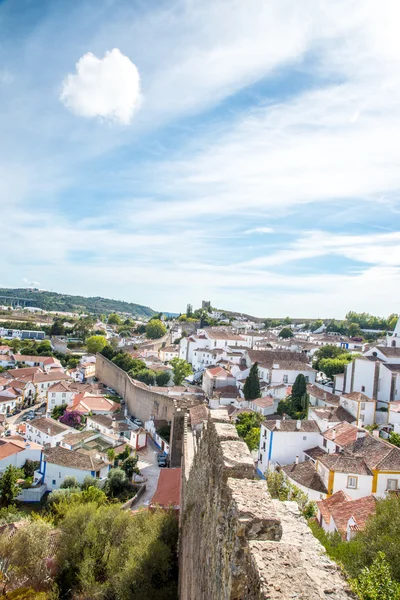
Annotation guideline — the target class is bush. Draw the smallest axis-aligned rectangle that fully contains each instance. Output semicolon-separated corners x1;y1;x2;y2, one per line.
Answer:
60;476;79;489
266;470;316;518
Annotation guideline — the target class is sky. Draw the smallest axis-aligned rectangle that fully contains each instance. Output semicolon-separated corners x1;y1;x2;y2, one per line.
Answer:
1;0;400;318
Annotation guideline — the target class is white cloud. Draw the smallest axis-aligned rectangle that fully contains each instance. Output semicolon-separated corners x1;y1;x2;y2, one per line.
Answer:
244;227;275;234
59;48;141;124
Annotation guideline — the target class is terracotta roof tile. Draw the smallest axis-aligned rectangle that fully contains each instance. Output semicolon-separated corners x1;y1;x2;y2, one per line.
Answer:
282;461;327;494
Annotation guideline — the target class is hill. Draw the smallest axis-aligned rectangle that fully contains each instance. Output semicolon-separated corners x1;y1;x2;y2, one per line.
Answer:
0;288;156;319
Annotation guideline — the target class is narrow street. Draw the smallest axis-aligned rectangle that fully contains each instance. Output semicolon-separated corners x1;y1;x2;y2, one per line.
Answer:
134;437;162;509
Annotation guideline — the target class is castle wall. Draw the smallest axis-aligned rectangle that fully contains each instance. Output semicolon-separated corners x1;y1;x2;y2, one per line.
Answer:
179;409;352;600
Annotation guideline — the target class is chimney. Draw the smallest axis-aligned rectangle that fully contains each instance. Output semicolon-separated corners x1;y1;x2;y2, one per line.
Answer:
372;429;380;438
276;420;281;430
25;443;30;449
332;429;336;441
112;418;117;430
357;419;363;428
295;455;299;464
47;428;51;435
296;420;301;430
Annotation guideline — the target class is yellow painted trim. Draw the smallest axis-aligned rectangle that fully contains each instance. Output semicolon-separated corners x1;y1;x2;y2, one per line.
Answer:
327;469;335;497
372;470;378;494
376;470;400;475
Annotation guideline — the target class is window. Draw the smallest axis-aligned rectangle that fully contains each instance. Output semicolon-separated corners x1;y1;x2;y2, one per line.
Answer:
305;376;309;383
259;454;263;462
59;472;62;478
303;436;307;441
62;393;66;398
52;393;55;398
52;480;56;485
323;438;327;448
283;375;288;384
387;479;398;491
361;386;365;392
262;442;266;451
335;445;340;453
361;403;366;410
347;476;358;489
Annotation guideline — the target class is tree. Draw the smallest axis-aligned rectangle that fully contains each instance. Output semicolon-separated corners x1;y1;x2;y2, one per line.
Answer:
155;371;171;387
278;327;294;338
112;353;145;373
266;471;316;518
146;319;167;340
389;432;400;448
104;468;129;499
81;475;99;490
245;427;262;451
312;344;351;371
100;344;116;360
108;313;121;325
22;460;40;479
86;335;107;354
235;412;263;448
291;373;309;415
121;456;139;480
36;340;52;355
51;403;67;420
311;319;324;332
243;363;261;400
107;448;116;464
348;322;362;338
59;410;82;429
55;504;178;599
350;552;400;600
134;369;156;385
0;466;23;507
0;520;54;594
60;476;79;489
170;357;192;385
49;319;65;336
319;356;352;379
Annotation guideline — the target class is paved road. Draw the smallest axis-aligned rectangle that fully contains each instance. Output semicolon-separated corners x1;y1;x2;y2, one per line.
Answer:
134;438;162;508
5;404;45;434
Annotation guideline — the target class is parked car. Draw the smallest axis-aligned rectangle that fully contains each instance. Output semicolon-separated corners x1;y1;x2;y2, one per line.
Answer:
133;419;143;427
4;430;11;437
157;453;168;467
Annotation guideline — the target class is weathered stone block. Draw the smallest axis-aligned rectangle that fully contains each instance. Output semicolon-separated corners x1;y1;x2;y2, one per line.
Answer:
221;440;255;478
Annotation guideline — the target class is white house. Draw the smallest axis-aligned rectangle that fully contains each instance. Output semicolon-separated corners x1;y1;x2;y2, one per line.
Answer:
316;491;377;540
46;381;76;412
281;460;328;501
159;346;179;362
244;350;316;389
0;439;42;473
38;446;109;491
202;366;237;396
339;392;376;426
257;419;321;476
249;396;277;416
0;355;14;368
86;413;130;437
25;417;72;447
308;405;355;432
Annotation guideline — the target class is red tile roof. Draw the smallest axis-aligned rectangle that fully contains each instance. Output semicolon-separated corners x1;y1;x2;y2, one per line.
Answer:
150;468;181;509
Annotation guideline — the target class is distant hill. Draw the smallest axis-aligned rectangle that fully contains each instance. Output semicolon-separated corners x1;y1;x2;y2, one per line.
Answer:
0;288;156;319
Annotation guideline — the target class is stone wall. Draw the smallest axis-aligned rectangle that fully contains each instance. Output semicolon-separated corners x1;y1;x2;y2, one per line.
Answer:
179;409;353;600
96;354;183;467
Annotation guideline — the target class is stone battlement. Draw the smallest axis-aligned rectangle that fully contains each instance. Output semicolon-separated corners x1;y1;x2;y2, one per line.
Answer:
179;408;352;600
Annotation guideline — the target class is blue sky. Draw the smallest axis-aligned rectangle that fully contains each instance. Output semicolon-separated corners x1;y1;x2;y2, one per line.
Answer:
1;0;400;318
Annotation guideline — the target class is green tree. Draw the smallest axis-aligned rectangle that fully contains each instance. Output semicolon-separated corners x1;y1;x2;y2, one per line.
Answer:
0;520;54;594
278;327;294;338
100;344;115;360
389;432;400;448
244;427;261;451
350;552;400;600
170;357;192;385
60;476;79;489
49;319;65;336
121;456;139;480
36;340;52;355
51;403;67;420
81;475;100;490
134;369;156;385
348;322;362;337
319;356;352;379
235;412;263;451
104;468;129;499
146;319;167;340
155;371;171;386
22;460;40;479
108;313;121;325
107;448;116;464
311;319;324;331
112;353;145;373
312;344;351;371
243;363;261;400
0;466;23;507
86;335;107;354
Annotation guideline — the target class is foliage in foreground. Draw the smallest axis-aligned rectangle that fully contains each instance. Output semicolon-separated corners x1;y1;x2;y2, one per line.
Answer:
235;412;263;451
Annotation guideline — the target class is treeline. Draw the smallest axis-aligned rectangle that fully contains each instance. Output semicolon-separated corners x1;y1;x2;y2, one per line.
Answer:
0;288;156;319
0;482;178;599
